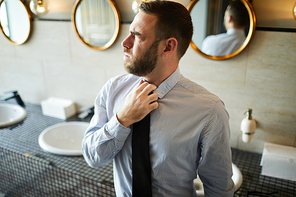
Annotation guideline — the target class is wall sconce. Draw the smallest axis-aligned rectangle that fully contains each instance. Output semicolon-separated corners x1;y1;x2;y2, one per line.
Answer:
29;0;48;16
132;0;142;14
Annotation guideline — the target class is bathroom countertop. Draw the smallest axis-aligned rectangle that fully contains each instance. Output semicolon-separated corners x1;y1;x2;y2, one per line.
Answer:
0;102;295;196
232;148;295;196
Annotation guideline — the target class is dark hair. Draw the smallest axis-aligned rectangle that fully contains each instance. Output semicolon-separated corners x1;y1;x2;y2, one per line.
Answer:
228;0;249;27
139;0;193;59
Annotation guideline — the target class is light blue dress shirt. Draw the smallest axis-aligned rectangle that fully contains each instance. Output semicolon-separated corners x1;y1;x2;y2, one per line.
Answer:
201;28;246;56
82;68;235;196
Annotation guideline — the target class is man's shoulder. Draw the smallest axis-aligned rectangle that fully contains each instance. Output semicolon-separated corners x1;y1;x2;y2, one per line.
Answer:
177;76;228;119
177;76;221;102
204;32;228;43
106;73;140;88
109;73;139;83
99;73;140;101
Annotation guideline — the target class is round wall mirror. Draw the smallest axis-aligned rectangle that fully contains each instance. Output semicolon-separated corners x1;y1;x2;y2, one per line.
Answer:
188;0;256;60
72;0;121;50
0;0;32;45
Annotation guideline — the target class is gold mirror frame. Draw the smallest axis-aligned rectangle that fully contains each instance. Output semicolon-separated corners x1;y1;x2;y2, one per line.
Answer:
72;0;121;51
188;0;256;60
0;0;32;45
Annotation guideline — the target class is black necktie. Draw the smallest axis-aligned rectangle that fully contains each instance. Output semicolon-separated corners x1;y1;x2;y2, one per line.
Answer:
132;113;152;197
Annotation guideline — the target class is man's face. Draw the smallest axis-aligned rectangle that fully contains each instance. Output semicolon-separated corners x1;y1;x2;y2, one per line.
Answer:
121;12;160;76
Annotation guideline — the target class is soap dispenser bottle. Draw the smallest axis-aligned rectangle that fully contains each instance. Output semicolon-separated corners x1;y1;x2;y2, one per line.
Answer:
240;108;256;143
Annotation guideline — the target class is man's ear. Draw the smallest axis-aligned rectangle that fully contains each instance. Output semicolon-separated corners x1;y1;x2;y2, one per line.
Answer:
228;15;233;23
162;38;178;57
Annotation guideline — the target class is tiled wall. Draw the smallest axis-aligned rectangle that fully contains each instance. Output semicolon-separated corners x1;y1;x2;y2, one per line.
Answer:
0;20;295;153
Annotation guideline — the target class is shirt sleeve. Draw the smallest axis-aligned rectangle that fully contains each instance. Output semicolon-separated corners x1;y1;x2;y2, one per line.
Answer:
81;82;131;168
198;100;235;196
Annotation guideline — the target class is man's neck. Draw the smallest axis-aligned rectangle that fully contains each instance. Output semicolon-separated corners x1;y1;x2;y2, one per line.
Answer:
227;23;245;31
143;65;178;87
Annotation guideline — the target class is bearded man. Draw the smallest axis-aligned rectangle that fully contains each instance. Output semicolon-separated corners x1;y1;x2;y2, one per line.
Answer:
82;1;235;196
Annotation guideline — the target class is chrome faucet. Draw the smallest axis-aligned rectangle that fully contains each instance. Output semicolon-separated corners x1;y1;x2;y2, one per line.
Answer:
1;90;25;107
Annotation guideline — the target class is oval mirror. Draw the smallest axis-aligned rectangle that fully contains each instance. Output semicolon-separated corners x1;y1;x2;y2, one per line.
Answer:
0;0;32;45
188;0;256;60
72;0;121;50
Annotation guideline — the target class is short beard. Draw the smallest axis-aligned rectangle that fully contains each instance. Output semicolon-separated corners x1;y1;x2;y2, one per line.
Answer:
124;40;160;76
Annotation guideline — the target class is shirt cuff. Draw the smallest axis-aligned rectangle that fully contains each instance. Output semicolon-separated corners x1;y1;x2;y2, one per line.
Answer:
105;115;131;142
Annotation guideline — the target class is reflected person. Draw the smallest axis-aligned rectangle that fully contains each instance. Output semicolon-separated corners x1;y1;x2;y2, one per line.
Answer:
202;0;249;56
82;0;234;196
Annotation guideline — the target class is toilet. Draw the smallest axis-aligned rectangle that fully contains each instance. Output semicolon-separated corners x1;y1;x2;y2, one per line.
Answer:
194;163;243;196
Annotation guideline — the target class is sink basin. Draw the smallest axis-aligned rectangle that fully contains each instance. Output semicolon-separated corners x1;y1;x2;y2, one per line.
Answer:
0;104;27;127
194;163;243;196
38;121;89;156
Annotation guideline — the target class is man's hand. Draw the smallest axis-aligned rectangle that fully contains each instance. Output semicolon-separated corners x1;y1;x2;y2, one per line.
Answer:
116;80;159;128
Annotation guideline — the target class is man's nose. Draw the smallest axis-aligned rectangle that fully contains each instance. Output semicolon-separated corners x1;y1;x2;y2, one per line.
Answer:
121;34;133;49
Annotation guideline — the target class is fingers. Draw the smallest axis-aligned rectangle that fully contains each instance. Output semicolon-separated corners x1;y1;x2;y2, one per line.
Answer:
136;81;158;107
149;96;159;111
117;80;159;128
137;80;157;96
137;79;145;87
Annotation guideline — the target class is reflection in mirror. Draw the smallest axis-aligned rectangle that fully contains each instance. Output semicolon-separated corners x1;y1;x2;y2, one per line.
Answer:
188;0;256;60
0;0;32;45
72;0;121;50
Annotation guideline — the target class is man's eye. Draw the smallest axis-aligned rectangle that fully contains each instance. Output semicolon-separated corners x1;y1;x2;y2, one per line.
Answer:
131;32;140;37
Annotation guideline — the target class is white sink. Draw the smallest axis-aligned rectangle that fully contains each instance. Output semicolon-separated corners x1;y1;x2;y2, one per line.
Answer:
38;121;89;156
0;104;27;127
194;163;243;196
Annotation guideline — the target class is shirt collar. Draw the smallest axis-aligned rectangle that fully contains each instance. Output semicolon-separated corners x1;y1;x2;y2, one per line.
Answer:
227;28;245;35
152;67;181;99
